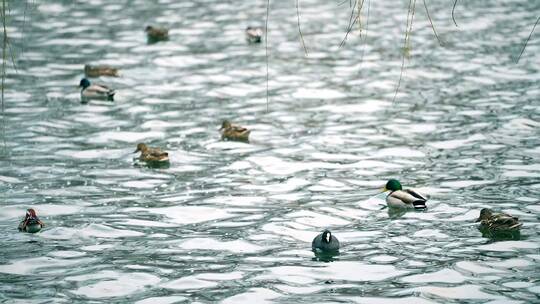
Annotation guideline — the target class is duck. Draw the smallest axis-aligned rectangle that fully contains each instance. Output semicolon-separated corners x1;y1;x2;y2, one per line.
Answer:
220;120;250;142
312;229;340;252
382;179;427;210
79;78;115;102
245;26;263;43
476;208;522;231
84;64;119;77
134;143;169;163
18;208;44;233
145;25;169;42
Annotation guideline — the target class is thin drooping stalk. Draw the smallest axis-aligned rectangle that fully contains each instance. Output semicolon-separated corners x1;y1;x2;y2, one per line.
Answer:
451;0;459;27
265;0;270;111
295;0;308;56
423;0;443;46
392;0;417;103
357;0;364;36
340;0;358;47
1;0;7;151
358;0;371;65
516;15;540;63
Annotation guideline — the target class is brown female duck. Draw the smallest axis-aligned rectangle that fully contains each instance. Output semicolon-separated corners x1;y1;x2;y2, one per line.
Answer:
476;208;522;231
220;120;250;142
134;143;169;162
145;25;169;42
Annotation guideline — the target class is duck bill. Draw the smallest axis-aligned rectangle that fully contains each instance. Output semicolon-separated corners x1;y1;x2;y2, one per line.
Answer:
475;217;481;222
380;187;388;193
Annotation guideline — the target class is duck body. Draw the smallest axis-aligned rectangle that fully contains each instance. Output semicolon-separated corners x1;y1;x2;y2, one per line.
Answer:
134;143;169;163
145;25;169;42
312;229;340;252
84;64;119;77
220;120;250;142
18;209;44;233
79;78;115;102
383;179;427;210
476;208;522;231
245;26;263;43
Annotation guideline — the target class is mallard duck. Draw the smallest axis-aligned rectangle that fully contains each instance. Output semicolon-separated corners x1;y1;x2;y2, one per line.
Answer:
312;229;340;252
382;179;427;210
145;25;169;42
84;64;119;77
220;120;250;142
476;208;522;231
134;143;169;162
79;78;115;102
245;26;263;43
18;208;44;233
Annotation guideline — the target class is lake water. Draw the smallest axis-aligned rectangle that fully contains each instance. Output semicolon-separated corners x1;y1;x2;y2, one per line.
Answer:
1;0;539;303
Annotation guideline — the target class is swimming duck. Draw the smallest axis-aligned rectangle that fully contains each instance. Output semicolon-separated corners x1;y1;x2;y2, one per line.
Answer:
382;179;427;210
245;26;263;43
312;229;340;252
476;208;522;231
79;78;115;102
134;143;169;163
18;208;44;233
84;64;119;77
145;25;169;42
220;120;250;142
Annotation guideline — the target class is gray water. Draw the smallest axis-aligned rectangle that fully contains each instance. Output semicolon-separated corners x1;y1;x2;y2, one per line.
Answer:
1;0;539;303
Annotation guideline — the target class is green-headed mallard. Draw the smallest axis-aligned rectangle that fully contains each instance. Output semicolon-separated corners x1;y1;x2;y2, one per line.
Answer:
382;179;427;210
134;143;169;163
312;229;340;252
79;78;115;102
245;26;263;43
84;64;119;77
220;120;250;142
18;208;44;233
476;208;522;231
145;25;169;42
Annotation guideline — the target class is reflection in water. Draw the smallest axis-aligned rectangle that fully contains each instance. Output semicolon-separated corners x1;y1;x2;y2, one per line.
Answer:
0;0;539;302
312;250;340;263
479;227;522;241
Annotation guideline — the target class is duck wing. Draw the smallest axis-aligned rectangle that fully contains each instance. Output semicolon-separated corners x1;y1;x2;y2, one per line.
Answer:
388;190;427;209
149;148;168;158
144;148;169;161
405;189;428;201
231;125;249;133
487;213;522;230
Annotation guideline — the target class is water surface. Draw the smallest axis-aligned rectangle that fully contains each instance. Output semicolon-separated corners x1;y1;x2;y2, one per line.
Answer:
1;0;539;303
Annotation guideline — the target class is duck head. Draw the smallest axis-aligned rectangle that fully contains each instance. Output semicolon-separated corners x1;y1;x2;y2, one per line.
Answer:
322;229;332;243
134;143;148;153
220;120;231;130
383;179;402;192
476;208;493;222
25;208;38;220
145;26;154;32
23;209;44;233
79;78;91;89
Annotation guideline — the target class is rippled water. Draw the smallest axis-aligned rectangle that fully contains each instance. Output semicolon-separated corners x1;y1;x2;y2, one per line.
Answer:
1;0;539;303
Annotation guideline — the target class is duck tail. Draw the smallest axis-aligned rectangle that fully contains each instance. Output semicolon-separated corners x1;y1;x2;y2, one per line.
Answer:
107;90;116;101
413;200;427;210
